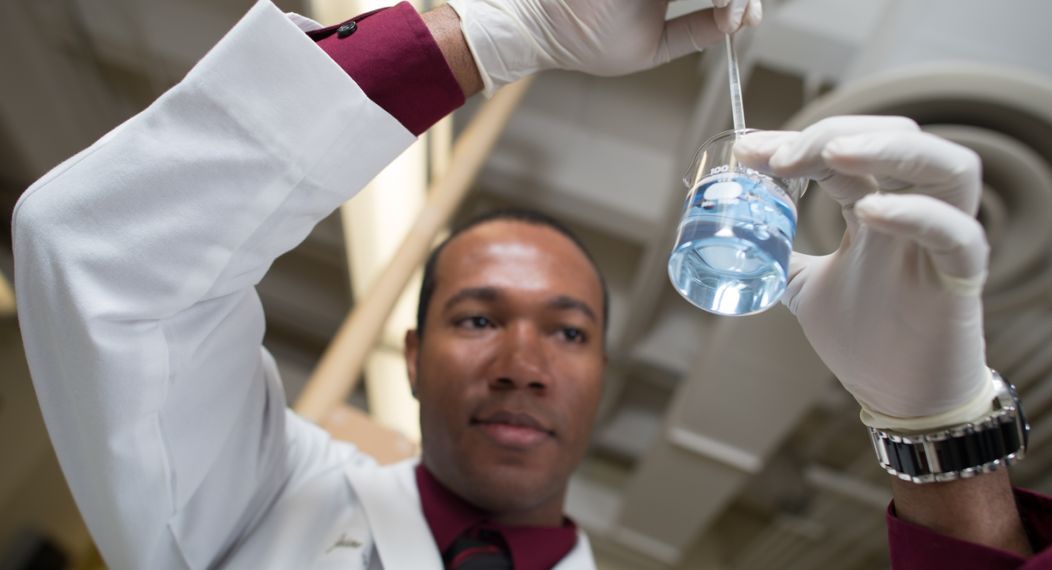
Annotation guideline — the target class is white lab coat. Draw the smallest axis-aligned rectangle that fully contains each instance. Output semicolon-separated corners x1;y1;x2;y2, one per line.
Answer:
12;1;596;568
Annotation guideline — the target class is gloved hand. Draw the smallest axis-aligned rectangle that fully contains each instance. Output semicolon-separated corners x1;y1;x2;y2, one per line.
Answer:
734;116;995;431
446;0;762;96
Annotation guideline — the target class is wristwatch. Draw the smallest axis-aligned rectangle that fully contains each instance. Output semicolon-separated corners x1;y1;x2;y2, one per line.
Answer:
868;370;1029;484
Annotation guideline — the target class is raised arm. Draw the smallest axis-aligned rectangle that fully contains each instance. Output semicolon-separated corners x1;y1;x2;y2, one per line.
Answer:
13;3;420;567
735;118;1040;565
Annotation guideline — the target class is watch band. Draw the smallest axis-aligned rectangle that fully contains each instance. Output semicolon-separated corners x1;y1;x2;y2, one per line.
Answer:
868;370;1029;484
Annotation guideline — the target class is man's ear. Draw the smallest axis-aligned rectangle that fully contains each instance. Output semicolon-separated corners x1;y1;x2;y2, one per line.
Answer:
404;329;420;399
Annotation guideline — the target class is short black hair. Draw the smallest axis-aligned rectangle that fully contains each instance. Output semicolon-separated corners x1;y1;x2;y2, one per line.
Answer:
415;207;610;342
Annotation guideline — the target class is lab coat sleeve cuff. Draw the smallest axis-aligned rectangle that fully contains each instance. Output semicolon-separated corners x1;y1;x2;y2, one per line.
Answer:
310;2;465;136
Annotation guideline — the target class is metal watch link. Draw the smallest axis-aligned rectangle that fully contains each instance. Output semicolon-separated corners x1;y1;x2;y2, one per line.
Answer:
868;370;1029;484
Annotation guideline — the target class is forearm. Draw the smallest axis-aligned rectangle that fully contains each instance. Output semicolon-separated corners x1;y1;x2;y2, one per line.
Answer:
891;468;1033;556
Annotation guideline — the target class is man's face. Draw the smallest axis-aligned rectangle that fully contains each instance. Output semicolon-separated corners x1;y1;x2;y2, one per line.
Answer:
405;220;607;524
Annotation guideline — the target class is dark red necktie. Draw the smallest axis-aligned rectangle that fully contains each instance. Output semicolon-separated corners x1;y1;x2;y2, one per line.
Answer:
444;529;512;570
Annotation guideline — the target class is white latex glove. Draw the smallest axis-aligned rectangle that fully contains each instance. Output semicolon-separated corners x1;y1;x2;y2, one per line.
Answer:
735;116;995;431
447;0;762;96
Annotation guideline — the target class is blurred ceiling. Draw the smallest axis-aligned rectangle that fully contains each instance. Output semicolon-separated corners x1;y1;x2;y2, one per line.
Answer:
2;0;1052;568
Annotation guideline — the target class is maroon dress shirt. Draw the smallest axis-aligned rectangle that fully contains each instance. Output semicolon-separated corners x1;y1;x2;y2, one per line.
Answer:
888;488;1052;568
308;1;463;136
309;5;1052;568
415;464;578;569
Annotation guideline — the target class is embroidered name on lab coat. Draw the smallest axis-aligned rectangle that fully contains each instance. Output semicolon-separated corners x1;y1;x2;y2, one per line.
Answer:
326;532;363;552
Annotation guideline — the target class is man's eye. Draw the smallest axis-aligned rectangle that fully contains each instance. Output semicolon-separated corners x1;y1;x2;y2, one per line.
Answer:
458;315;493;329
560;327;586;344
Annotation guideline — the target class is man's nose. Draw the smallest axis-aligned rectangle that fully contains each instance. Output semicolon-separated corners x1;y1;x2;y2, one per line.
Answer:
489;322;550;392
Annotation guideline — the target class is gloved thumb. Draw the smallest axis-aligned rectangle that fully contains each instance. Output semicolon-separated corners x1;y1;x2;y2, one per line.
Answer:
715;0;762;34
855;193;989;295
661;10;724;63
780;251;817;315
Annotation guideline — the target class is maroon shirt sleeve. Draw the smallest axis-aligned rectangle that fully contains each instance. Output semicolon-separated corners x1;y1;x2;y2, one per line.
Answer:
888;488;1052;569
308;2;465;136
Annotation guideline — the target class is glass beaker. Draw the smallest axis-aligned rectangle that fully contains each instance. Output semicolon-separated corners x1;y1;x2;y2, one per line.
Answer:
668;129;807;316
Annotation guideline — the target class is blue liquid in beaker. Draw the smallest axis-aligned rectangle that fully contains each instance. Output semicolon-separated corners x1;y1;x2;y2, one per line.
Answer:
668;174;796;315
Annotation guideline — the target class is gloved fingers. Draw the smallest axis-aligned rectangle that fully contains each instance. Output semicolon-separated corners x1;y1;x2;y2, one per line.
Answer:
714;0;761;34
780;251;818;315
735;129;879;213
663;0;761;59
767;116;921;179
663;9;726;60
734;129;798;171
854;193;989;289
821;130;983;215
746;0;763;27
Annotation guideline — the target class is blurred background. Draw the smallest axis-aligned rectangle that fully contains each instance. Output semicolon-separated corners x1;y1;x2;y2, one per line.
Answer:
2;0;1052;568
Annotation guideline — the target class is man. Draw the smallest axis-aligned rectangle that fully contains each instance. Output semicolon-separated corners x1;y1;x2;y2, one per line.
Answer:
11;0;1051;568
408;210;607;526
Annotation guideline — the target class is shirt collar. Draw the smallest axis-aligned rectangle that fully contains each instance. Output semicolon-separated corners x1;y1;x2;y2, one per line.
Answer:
416;463;486;552
415;464;579;569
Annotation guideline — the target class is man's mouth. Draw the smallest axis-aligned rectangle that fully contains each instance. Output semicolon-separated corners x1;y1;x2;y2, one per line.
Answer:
471;410;555;449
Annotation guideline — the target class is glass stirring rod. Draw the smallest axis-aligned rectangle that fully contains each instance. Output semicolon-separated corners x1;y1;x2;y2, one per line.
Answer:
725;33;746;133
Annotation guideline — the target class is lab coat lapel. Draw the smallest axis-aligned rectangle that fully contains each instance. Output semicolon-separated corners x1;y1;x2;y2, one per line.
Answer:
344;460;596;569
344;459;443;570
554;531;597;569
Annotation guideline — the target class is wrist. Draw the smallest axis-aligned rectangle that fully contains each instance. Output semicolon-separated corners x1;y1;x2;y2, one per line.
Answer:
422;4;483;98
446;0;549;97
867;370;1028;485
890;468;1034;557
